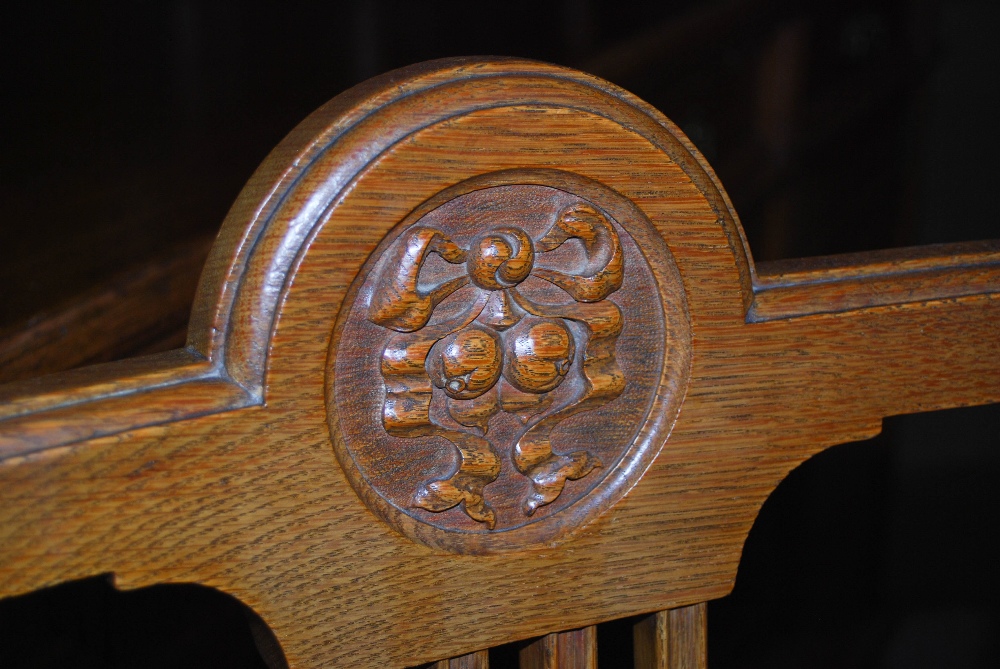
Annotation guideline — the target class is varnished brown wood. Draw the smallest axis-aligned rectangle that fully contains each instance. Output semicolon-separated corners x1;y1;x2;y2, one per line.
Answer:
1;58;998;667
0;349;252;459
433;649;489;669
331;176;689;552
520;627;597;669
751;239;1000;321
633;604;707;669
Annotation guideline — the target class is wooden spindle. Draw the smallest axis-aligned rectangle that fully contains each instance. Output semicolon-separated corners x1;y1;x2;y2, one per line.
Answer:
520;626;597;669
633;603;706;669
433;649;489;669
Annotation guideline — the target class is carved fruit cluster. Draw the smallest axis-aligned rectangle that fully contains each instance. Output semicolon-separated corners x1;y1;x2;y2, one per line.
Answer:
368;203;626;529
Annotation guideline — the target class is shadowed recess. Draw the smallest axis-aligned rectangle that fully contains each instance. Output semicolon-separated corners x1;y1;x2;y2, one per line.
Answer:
0;576;286;669
709;404;1000;669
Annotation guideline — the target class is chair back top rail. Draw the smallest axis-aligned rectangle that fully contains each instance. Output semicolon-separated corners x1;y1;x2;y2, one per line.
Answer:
1;58;997;668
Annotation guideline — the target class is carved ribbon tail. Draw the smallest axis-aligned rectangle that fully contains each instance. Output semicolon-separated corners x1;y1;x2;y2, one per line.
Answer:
369;227;469;332
509;292;626;516
532;203;624;302
503;204;627;515
371;237;501;528
412;426;501;529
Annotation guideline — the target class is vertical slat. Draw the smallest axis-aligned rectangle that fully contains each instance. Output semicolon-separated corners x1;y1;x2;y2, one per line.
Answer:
556;626;598;669
520;633;558;669
433;649;489;668
633;603;707;669
520;626;598;669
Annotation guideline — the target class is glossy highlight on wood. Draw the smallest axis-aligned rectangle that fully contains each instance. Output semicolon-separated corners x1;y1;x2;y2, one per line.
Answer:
0;58;998;667
520;626;597;669
431;649;489;669
358;195;626;526
330;178;689;552
633;604;707;669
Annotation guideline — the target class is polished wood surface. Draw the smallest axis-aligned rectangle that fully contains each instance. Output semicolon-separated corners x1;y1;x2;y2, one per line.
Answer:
433;649;490;669
751;239;1000;321
634;604;707;669
1;58;998;667
521;627;597;669
331;174;689;553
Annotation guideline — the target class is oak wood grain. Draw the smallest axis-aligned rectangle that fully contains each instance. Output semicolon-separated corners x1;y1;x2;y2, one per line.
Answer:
0;349;253;459
330;174;690;553
634;604;707;669
520;627;597;669
433;649;489;669
0;58;997;668
751;240;1000;321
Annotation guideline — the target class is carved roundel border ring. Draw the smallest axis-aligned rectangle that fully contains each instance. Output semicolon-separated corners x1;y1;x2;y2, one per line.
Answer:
329;169;691;553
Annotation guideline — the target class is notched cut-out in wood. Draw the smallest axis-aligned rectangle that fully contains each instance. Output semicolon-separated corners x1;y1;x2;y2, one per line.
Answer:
330;174;691;553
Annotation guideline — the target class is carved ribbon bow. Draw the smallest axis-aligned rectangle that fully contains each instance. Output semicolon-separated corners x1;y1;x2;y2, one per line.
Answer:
368;204;626;529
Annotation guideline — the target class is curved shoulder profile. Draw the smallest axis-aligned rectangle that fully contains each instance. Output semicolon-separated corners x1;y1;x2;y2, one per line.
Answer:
1;58;997;668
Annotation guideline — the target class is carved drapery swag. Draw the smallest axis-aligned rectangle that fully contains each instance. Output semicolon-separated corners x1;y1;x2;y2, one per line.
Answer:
368;203;626;528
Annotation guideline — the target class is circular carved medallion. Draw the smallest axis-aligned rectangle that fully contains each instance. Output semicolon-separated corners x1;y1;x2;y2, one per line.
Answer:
329;171;690;553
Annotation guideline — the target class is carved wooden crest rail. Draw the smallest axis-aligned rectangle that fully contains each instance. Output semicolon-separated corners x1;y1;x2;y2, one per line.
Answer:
1;58;998;667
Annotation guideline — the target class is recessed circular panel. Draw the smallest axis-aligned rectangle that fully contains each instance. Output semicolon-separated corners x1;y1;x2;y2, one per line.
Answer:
329;171;690;553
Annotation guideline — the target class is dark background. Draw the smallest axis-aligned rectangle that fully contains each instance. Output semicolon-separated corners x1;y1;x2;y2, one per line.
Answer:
1;0;998;667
